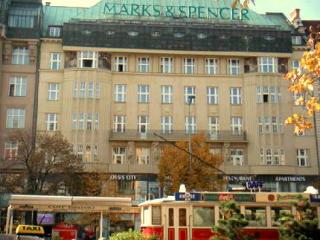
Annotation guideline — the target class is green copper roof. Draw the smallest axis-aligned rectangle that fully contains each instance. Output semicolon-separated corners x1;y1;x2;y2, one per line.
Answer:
43;0;293;34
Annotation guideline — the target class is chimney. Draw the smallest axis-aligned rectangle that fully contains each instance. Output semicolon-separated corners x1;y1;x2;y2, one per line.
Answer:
290;9;300;22
45;2;51;6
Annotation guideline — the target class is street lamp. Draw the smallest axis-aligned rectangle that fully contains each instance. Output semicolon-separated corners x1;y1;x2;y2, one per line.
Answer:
187;95;195;171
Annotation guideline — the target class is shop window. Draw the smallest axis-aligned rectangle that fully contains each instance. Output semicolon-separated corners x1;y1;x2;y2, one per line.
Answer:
245;207;267;227
193;207;214;227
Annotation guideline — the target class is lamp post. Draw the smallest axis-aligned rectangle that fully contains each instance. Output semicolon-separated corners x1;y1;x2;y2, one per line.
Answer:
187;95;195;171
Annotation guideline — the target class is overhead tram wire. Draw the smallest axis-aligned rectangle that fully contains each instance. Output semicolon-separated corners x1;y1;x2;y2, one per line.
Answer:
153;132;226;175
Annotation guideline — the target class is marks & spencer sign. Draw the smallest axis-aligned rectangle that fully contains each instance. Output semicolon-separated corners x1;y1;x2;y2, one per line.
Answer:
103;2;250;20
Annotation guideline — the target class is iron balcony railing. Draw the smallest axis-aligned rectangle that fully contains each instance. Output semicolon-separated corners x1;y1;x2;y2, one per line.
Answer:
109;130;247;142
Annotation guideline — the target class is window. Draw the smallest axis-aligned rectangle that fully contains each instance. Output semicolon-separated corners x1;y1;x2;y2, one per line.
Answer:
205;58;218;75
161;116;173;134
231;117;242;135
87;82;94;98
77;144;83;157
292;36;302;45
230;88;242;104
184;58;195;74
50;53;61;70
193;207;214;227
4;142;18;161
72;113;77;129
113;115;126;133
179;208;187;226
48;83;59;100
185;86;196;104
8;76;26;97
46;113;58;131
73;81;100;99
230;149;244;166
228;59;240;75
207;87;218;104
84;145;91;161
136;147;150;164
185;116;196;134
12;47;29;65
78;113;85;129
114;56;128;72
152;206;161;225
8;7;36;28
245;207;267;227
271;208;291;227
114;84;127;102
260;148;285;165
79;82;86;98
93;145;98;161
160;57;173;73
138;57;150;72
161;85;172;104
95;113;99;130
258;57;277;73
6;108;25;128
112;147;126;164
292;60;300;70
208;116;219;137
138;115;149;134
138;85;149;103
49;26;61;37
79;51;97;68
257;86;280;104
169;208;174;226
297;149;308;167
86;113;93;130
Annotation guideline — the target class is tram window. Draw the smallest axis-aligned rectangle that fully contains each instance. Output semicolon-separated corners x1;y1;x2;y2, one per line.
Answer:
179;208;187;226
193;207;214;227
143;206;149;225
152;206;161;225
271;207;291;226
169;208;174;226
245;207;267;226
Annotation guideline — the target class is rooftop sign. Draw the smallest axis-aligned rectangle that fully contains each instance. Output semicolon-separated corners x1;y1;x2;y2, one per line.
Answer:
103;2;250;20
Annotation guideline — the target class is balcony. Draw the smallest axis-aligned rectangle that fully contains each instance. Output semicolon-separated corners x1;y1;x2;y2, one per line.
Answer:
109;130;247;142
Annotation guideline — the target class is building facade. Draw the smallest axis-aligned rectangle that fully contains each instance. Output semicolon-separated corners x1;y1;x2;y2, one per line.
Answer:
1;0;319;199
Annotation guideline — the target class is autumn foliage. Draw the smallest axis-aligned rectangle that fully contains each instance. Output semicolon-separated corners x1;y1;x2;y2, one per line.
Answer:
158;134;224;194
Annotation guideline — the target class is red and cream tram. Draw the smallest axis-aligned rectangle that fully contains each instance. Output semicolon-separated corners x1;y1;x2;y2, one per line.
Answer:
139;192;320;240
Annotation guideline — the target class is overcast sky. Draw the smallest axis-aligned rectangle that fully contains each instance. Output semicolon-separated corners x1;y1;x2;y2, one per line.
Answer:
43;0;320;20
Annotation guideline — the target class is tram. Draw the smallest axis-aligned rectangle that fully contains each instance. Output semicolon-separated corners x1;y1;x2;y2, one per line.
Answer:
139;191;320;240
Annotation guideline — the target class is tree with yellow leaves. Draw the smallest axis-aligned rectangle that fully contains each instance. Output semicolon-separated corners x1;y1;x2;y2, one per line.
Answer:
158;134;225;194
285;26;320;134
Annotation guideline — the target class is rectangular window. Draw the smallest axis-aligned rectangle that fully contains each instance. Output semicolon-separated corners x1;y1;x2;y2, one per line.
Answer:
86;113;93;130
79;82;86;98
114;84;127;102
77;144;83;157
271;207;291;227
78;113;85;129
12;47;29;65
228;59;240;75
230;149;244;166
8;7;36;28
230;88;242;105
231;117;242;135
260;148;285;165
205;58;218;75
112;147;126;164
114;56;128;72
79;51;97;68
184;58;195;74
93;145;98;161
292;36;302;45
46;113;58;131
48;83;59;100
6;108;25;128
292;60;300;70
161;116;173;134
193;207;214;227
185;116;196;134
138;85;149;103
87;82;94;98
245;207;267;227
152;206;161;225
49;26;61;37
95;82;101;98
179;208;187;226
258;57;277;73
297;149;308;167
257;86;280;104
160;57;173;73
138;115;149;134
161;85;172;104
4;142;18;161
50;53;61;70
113;115;126;133
94;113;99;130
138;57;150;72
136;147;150;164
72;113;77;129
8;76;26;97
185;86;196;104
207;87;218;104
208;116;219;137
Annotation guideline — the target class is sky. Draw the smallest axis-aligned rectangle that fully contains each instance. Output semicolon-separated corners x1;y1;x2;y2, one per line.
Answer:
43;0;320;20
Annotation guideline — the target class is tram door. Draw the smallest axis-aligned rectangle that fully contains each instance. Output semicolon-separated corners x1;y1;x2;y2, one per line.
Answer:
166;207;190;240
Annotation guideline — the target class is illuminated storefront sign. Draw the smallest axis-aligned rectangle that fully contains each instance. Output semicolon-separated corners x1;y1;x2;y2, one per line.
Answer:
103;3;250;20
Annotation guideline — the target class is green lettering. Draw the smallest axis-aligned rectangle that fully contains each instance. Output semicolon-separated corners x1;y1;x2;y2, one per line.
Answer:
241;8;249;20
142;5;152;16
153;5;161;17
219;7;230;20
178;6;187;18
131;4;140;16
166;6;174;17
104;3;116;14
188;6;197;18
208;7;219;18
232;8;240;20
197;6;206;19
119;4;129;15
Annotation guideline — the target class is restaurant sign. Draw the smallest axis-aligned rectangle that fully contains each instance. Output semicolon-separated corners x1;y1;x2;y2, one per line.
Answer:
103;2;250;20
203;193;255;202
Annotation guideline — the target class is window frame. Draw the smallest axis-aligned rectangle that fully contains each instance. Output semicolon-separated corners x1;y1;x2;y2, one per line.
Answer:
50;53;61;70
138;85;150;103
230;87;242;105
161;85;172;104
48;83;60;101
205;58;218;75
114;56;128;72
112;147;126;164
160;57;173;73
8;76;27;97
184;58;195;74
46;113;58;131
